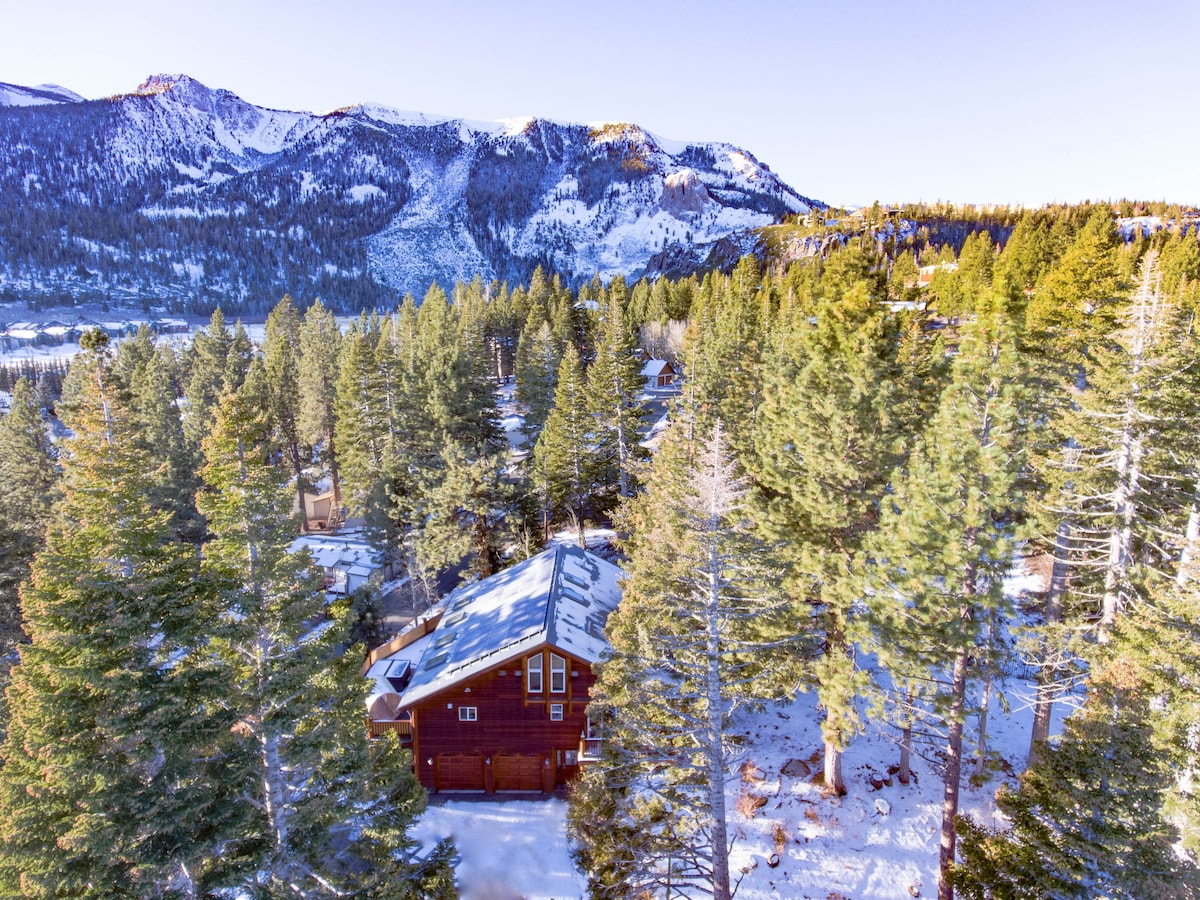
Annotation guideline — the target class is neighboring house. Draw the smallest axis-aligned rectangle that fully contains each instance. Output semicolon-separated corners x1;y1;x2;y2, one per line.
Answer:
290;529;393;595
2;322;41;348
299;488;341;531
917;261;958;287
641;357;677;389
155;318;191;334
365;544;622;793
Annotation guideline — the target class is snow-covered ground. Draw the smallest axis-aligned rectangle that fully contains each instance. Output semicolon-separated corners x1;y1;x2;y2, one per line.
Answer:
413;567;1057;899
412;799;586;900
413;676;1052;899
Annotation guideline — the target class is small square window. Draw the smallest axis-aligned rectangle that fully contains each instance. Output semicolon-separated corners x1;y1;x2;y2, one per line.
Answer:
565;749;578;766
458;706;477;722
549;703;564;722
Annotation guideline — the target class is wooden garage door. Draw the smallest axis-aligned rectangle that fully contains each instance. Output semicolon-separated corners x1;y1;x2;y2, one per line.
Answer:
494;752;542;791
436;752;485;791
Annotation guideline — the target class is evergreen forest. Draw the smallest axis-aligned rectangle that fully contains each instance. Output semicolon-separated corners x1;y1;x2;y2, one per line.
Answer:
1;202;1199;898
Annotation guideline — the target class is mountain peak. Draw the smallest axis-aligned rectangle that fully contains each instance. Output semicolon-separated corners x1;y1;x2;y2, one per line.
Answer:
135;73;206;96
0;73;821;311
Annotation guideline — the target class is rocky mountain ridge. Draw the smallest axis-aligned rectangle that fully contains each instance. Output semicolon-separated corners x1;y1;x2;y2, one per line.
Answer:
0;74;820;313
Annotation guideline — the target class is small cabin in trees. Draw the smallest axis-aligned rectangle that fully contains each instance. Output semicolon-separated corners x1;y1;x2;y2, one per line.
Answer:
364;545;622;793
290;530;392;595
641;357;677;389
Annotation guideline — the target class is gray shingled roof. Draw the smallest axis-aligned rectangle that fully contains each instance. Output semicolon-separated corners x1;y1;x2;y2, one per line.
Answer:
397;545;622;709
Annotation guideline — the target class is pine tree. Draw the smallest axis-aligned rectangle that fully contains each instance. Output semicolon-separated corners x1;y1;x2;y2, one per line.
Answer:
1121;572;1200;857
0;335;234;897
226;320;254;393
121;338;205;543
182;307;232;451
407;282;511;578
868;291;1028;900
515;309;560;447
533;343;598;547
263;295;308;526
0;376;58;662
197;361;454;895
954;653;1200;900
573;421;787;900
298;297;343;513
748;271;903;796
587;281;648;501
334;314;387;517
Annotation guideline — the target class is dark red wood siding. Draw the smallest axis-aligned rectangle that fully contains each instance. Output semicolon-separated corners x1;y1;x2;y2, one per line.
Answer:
408;643;597;792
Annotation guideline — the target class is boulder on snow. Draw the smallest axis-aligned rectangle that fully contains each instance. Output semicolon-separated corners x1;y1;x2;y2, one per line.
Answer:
874;798;892;816
781;757;812;778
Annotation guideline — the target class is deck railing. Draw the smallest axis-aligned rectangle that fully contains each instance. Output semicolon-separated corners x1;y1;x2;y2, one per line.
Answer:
578;736;603;762
367;718;413;740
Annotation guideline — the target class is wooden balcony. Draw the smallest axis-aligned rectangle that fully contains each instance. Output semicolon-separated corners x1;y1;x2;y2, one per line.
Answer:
367;718;413;740
578;735;603;763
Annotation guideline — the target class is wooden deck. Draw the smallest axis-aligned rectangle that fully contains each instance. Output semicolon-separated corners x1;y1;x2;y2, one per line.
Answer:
367;718;412;740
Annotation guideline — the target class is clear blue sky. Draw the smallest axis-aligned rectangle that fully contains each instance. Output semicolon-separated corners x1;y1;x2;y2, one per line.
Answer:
4;0;1197;207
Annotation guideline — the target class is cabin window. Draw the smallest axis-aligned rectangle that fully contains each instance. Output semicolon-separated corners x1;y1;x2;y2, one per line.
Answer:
527;654;543;693
564;749;578;765
550;653;567;693
458;706;477;722
550;703;564;721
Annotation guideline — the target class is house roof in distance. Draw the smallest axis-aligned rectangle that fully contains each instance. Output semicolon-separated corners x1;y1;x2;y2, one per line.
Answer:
290;530;384;580
641;358;674;378
398;545;623;709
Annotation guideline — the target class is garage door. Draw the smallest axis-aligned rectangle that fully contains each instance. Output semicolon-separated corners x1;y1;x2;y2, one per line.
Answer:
436;752;485;791
494;753;543;791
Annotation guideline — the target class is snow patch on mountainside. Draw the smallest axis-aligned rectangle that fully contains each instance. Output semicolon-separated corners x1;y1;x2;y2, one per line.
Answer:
366;143;491;292
0;73;822;306
0;81;84;106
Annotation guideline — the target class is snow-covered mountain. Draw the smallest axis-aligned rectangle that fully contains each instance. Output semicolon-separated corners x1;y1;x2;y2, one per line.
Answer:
0;81;85;107
0;74;820;313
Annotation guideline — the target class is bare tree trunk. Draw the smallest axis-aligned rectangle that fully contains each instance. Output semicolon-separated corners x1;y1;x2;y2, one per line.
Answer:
1100;252;1159;638
1030;519;1070;763
1178;488;1200;588
327;429;342;515
974;671;991;781
1100;422;1140;636
262;730;289;874
824;740;845;797
704;537;731;900
898;689;914;786
939;645;969;900
614;375;632;500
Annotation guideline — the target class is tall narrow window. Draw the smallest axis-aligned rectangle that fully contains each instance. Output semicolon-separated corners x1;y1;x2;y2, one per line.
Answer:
527;653;543;693
550;653;567;693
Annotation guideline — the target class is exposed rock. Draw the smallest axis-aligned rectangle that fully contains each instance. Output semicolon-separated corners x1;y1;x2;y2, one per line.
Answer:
781;757;811;778
659;168;712;214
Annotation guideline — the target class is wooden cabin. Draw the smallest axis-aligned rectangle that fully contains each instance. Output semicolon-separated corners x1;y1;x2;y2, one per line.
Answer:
641;357;677;389
365;545;622;793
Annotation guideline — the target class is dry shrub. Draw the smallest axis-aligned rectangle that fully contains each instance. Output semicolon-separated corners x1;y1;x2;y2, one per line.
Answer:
735;789;769;818
772;822;788;854
739;760;765;783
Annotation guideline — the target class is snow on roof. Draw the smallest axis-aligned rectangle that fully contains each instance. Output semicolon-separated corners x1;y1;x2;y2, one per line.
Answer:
397;546;622;709
290;532;385;573
641;358;673;378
